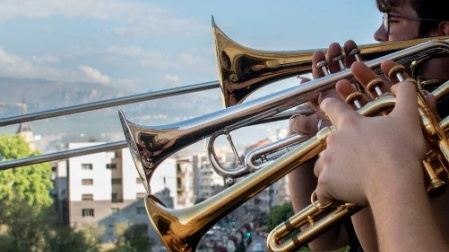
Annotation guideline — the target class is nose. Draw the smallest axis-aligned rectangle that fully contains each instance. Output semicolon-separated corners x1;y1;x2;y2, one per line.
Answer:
374;24;387;42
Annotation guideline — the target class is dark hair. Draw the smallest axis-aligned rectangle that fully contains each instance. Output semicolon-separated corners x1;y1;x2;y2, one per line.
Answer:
376;0;449;36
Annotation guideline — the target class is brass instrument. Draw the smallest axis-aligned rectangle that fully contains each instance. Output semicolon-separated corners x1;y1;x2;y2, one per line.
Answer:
266;71;449;252
119;38;449;251
3;18;449;171
209;17;449;181
213;16;449;107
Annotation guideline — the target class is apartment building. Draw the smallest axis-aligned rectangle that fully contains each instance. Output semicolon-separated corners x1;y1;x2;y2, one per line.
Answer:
52;140;288;244
53;142;179;242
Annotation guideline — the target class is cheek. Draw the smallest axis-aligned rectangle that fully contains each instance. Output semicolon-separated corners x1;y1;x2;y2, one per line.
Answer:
388;24;420;41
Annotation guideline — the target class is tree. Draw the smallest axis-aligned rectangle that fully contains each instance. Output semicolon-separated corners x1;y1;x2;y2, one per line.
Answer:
0;134;103;252
107;223;153;252
46;226;100;252
0;135;103;252
267;202;294;231
0;134;54;251
0;134;53;222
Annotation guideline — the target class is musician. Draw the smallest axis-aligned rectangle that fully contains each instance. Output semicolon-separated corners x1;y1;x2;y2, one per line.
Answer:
314;59;449;252
288;0;449;251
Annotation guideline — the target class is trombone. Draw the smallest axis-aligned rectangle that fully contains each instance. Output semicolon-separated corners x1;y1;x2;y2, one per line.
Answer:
2;17;448;172
1;16;449;252
119;37;449;251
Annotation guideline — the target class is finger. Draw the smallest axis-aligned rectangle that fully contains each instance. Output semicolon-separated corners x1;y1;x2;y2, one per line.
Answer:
298;76;311;84
316;190;333;207
381;60;441;119
424;93;438;117
336;79;371;109
390;81;420;126
289;115;331;135
314;151;326;177
378;60;420;121
320;97;359;128
315;181;333;207
351;61;390;99
335;79;356;98
313;155;334;206
326;43;345;73
380;60;410;83
343;40;360;67
312;51;327;78
317;89;343;116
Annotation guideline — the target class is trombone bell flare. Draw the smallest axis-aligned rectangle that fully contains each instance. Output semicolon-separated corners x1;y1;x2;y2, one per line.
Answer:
119;109;151;193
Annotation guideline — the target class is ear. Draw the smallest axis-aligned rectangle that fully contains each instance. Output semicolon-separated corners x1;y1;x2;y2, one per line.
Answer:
438;21;449;36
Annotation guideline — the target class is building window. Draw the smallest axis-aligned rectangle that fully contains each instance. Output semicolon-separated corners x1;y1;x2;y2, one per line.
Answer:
106;163;117;169
111;193;120;202
136;177;143;184
82;163;93;170
82;208;94;217
111;208;120;215
82;179;93;185
136;192;146;199
111;178;122;185
82;194;94;201
136;207;146;215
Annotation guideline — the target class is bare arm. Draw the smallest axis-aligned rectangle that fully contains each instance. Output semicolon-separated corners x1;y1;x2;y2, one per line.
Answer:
288;160;349;251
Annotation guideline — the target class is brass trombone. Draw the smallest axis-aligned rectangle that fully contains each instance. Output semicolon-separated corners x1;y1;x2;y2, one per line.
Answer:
2;17;448;172
119;39;449;251
212;16;449;107
208;18;449;181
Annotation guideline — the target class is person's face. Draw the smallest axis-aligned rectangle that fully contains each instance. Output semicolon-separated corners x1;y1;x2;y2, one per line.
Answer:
374;4;421;42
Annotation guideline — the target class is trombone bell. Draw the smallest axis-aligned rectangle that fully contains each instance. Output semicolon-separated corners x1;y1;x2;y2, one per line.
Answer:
212;16;449;107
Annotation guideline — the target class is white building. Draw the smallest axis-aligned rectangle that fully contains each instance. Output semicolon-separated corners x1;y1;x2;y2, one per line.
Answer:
53;142;178;243
52;140;289;245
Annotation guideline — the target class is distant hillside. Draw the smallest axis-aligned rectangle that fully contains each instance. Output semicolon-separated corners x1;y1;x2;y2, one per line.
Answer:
0;77;224;152
0;77;128;116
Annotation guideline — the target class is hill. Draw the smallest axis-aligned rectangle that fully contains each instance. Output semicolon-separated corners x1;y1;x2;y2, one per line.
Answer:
0;77;224;152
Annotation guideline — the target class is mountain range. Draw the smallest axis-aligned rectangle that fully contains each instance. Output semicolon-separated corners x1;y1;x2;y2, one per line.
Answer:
0;77;225;153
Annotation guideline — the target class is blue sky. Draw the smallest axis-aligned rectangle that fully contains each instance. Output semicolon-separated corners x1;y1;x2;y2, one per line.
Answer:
0;0;382;93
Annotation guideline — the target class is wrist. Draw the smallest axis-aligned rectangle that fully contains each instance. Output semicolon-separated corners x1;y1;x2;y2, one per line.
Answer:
364;161;425;205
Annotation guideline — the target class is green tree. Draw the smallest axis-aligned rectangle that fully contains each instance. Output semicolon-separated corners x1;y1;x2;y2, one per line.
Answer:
107;223;153;252
124;224;153;252
0;134;53;222
0;134;54;251
267;202;294;231
46;226;100;252
0;134;103;252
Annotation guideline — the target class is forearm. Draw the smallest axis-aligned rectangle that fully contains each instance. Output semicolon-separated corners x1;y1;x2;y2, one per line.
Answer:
288;160;349;250
351;207;379;252
288;159;317;212
368;171;448;252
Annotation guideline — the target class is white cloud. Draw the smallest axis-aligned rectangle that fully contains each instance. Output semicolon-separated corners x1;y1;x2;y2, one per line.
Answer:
31;55;60;64
163;74;180;85
0;0;208;35
108;45;214;71
0;46;77;80
108;45;143;57
78;65;111;85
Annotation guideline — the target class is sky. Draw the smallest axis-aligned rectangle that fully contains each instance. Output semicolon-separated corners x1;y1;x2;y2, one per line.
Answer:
0;0;383;94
